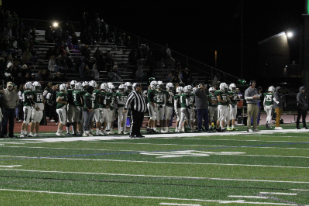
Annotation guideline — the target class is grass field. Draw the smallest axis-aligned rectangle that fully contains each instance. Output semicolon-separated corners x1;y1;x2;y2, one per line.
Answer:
0;124;308;205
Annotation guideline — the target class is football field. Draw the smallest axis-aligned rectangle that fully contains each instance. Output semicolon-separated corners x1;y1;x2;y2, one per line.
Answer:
0;125;309;205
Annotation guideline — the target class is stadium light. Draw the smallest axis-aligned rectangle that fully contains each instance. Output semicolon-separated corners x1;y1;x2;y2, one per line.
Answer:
286;31;293;38
53;22;59;27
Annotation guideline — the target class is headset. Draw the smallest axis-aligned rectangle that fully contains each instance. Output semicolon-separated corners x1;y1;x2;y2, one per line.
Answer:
249;80;256;86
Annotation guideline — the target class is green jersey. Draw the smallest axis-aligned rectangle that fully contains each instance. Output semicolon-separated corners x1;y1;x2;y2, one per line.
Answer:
264;93;273;106
155;90;165;105
228;91;238;105
22;90;34;106
73;90;83;107
166;91;174;107
33;90;43;103
208;93;218;106
174;95;181;108
67;89;74;104
147;89;156;103
179;93;189;108
215;90;229;106
56;91;67;109
92;89;100;109
100;91;113;107
83;92;92;109
115;91;128;107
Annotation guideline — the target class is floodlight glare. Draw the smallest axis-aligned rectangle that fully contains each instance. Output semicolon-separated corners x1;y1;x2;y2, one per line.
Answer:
53;22;59;27
286;31;293;38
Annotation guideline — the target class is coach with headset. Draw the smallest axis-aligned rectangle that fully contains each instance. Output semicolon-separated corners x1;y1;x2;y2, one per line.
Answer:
124;83;147;138
194;83;209;132
244;80;260;132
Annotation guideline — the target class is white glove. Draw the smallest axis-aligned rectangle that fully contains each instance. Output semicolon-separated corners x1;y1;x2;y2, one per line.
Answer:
275;101;279;104
46;93;51;100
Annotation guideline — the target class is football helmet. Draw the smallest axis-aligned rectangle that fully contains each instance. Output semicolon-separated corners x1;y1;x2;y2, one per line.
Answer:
59;83;66;91
209;87;216;93
100;83;107;90
89;80;97;88
268;86;275;92
176;86;183;94
32;81;41;91
229;83;236;91
75;82;82;90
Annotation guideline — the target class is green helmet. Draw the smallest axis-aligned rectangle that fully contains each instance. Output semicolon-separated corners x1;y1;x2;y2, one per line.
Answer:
148;77;156;85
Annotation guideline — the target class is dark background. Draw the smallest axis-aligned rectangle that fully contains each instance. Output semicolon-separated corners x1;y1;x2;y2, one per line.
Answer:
3;0;305;80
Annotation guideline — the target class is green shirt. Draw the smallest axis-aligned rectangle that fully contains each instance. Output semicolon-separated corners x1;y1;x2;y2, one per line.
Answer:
147;89;156;103
155;90;165;105
228;91;238;105
115;91;128;107
264;93;273;106
83;92;92;109
92;89;100;109
215;90;229;106
22;90;33;106
166;91;174;107
67;89;74;104
56;92;67;109
208;93;218;106
73;90;83;107
179;94;189;108
33;90;43;103
100;91;113;107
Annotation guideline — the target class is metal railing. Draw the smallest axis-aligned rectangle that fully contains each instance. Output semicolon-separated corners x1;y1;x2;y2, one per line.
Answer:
21;18;241;84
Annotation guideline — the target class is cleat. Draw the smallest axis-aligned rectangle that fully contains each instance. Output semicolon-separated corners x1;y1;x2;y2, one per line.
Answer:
232;128;238;131
19;134;25;138
247;129;253;133
82;132;88;137
55;132;63;136
253;129;259;132
28;132;34;137
66;133;72;136
123;131;129;135
33;133;38;137
275;127;283;130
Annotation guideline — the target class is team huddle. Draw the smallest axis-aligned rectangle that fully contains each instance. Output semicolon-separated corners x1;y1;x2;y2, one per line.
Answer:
145;80;240;133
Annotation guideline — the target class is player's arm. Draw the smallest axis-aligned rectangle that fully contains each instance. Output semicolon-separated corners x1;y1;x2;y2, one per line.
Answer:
174;97;178;115
217;95;226;104
56;96;67;105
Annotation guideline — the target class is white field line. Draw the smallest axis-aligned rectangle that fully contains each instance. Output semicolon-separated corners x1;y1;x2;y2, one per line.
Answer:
252;147;309;151
20;129;309;142
0;168;309;184
229;195;267;199
290;189;309;191
4;157;308;169
0;165;22;168
0;189;299;205
259;192;297;196
159;203;201;206
0;146;136;152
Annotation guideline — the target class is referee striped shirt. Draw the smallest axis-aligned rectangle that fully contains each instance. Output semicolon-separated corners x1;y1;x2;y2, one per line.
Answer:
124;90;147;112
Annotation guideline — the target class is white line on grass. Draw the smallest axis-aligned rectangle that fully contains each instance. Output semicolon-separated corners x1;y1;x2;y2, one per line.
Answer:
290;189;309;191
160;203;201;206
0;189;299;205
229;195;267;199
259;192;297;196
0;168;309;184
0;165;22;168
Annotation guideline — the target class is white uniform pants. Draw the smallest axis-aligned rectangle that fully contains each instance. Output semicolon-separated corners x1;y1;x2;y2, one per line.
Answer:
31;110;43;123
165;106;173;121
101;108;111;123
208;106;218;122
93;108;101;122
229;104;237;120
156;105;165;121
218;105;229;122
147;103;157;120
178;108;192;130
264;105;273;123
56;107;67;124
118;107;128;132
23;106;32;124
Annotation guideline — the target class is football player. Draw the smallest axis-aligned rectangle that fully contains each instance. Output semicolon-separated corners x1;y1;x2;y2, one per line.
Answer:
174;86;183;132
178;87;193;132
115;84;129;134
208;87;218;131
215;83;230;132
164;83;174;133
55;84;68;136
99;83;112;134
124;82;133;93
146;81;158;133
187;85;196;129
72;82;84;135
89;80;103;135
155;83;166;133
20;82;34;138
227;83;239;131
264;86;275;129
29;81;44;137
66;80;76;135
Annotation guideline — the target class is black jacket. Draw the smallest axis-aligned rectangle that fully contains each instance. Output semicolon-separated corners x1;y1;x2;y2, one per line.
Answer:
297;86;308;110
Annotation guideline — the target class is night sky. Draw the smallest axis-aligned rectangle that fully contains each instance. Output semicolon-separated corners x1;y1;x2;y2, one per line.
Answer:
4;0;305;80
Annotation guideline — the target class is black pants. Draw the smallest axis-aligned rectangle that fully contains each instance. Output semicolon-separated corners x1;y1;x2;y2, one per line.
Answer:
2;108;15;137
130;110;144;136
296;107;307;128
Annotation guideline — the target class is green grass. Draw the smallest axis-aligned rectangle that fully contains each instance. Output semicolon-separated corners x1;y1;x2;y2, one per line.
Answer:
0;125;309;205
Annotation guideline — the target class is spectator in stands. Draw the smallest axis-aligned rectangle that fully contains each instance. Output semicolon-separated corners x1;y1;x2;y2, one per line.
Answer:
11;66;21;86
79;62;85;79
45;26;53;43
181;68;190;84
163;44;175;67
94;13;101;42
53;72;65;82
125;36;131;48
108;65;122;82
21;64;30;77
135;65;145;82
166;70;173;82
81;45;91;59
30;28;36;40
171;73;181;84
93;48;102;59
64;43;71;57
48;55;56;72
104;50;114;71
22;72;33;84
22;47;32;63
83;64;93;81
71;33;78;46
137;49;145;65
31;73;38;81
91;64;100;80
66;36;73;50
35;69;43;81
129;49;137;65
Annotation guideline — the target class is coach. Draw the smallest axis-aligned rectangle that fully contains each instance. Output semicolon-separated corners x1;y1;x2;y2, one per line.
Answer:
124;83;147;138
194;83;209;132
244;80;260;132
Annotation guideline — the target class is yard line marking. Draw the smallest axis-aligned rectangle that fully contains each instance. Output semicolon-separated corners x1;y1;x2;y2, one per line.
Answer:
259;192;297;196
0;189;298;205
0;146;137;152
160;203;201;206
229;195;267;199
0;168;309;184
0;165;22;168
290;189;309;191
0;142;25;144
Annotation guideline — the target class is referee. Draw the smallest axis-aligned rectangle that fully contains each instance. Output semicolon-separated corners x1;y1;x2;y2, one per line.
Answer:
124;83;147;138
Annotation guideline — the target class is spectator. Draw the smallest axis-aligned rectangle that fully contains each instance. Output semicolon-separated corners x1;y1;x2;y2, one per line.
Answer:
171;75;180;84
166;70;173;82
163;44;175;67
22;72;34;83
108;65;122;82
181;68;190;84
2;82;19;138
21;64;30;77
45;26;53;43
11;66;22;86
273;86;285;130
81;45;91;59
296;86;308;129
31;73;38;81
71;32;78;46
53;72;64;82
35;69;43;81
22;47;32;62
83;64;93;81
93;48;102;60
135;65;145;82
48;55;56;72
91;64;100;80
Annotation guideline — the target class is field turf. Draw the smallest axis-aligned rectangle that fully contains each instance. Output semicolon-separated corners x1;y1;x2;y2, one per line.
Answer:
0;124;308;205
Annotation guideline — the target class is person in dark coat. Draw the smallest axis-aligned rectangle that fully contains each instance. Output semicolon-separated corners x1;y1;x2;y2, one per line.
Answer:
296;86;308;129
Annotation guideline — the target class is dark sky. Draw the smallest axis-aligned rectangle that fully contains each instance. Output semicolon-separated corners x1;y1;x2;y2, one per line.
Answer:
4;0;305;79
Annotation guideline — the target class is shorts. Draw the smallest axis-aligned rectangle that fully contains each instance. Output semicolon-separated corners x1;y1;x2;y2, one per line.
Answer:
74;106;83;123
217;105;228;122
165;106;173;120
23;106;32;124
31;110;43;123
208;106;218;122
147;103;157;120
101;108;111;123
67;103;76;123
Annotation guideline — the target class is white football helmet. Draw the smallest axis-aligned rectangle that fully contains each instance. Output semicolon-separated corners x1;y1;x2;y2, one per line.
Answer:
124;82;132;90
82;81;89;88
100;83;108;90
70;80;77;86
192;87;197;94
150;81;157;90
32;81;41;90
209;87;216;93
187;85;192;92
268;86;275;92
176;86;183;94
25;82;32;90
166;83;174;91
157;81;164;89
107;82;114;87
109;84;116;92
75;82;82;90
219;83;226;91
118;84;125;92
229;83;236;91
89;80;98;88
59;83;66;91
183;87;189;93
